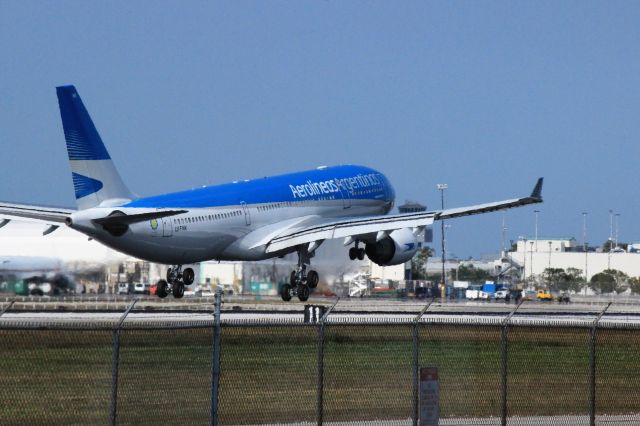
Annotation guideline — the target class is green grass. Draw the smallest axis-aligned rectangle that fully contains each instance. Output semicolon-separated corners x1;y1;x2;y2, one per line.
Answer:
1;324;640;425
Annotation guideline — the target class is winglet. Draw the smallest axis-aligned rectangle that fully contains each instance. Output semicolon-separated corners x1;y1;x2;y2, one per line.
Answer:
530;178;543;200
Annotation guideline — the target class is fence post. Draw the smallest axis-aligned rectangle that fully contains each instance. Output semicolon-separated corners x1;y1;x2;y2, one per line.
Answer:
500;299;524;426
211;287;223;426
412;298;434;426
109;299;137;426
0;298;15;317
589;302;611;426
317;297;339;426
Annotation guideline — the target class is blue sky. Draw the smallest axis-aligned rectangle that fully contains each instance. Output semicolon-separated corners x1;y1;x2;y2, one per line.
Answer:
1;1;639;258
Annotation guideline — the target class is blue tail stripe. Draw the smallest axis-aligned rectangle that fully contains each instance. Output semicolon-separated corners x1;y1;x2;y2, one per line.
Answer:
56;85;111;161
72;172;103;199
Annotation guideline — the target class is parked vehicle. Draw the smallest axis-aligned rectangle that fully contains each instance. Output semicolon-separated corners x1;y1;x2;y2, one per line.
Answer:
495;289;510;300
465;289;479;300
133;282;146;294
478;291;490;300
537;290;553;301
117;282;129;295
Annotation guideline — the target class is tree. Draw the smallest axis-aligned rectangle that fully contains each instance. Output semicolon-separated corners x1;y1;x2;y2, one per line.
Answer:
602;240;629;252
562;267;586;293
589;269;628;294
411;247;433;280
542;268;566;292
629;277;640;295
452;264;491;282
542;267;585;293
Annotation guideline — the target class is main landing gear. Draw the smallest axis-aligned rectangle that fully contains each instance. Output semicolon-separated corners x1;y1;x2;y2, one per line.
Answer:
281;249;319;302
157;265;195;299
348;242;365;261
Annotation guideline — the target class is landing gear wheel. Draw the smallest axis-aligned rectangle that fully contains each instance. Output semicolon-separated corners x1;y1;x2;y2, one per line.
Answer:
172;282;185;298
307;270;319;289
349;247;357;260
290;270;297;286
157;280;168;298
357;248;365;260
281;284;292;302
182;268;195;285
297;285;310;302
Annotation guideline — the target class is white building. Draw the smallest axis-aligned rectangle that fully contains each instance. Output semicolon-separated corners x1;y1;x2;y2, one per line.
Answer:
509;237;640;281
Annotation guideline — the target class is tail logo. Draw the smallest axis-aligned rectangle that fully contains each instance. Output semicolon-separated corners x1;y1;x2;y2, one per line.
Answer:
72;172;103;199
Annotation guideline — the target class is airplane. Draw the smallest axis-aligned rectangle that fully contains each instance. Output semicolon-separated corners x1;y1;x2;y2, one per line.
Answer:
0;85;543;301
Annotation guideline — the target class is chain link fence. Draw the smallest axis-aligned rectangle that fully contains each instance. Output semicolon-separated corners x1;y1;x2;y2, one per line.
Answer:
2;298;640;425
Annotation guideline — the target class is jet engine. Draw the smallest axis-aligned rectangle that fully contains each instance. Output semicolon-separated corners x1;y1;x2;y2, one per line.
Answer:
365;228;419;266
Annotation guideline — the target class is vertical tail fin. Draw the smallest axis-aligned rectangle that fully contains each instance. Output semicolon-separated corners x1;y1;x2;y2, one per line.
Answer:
56;85;134;210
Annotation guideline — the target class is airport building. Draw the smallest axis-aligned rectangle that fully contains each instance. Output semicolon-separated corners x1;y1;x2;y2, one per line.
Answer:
508;237;640;281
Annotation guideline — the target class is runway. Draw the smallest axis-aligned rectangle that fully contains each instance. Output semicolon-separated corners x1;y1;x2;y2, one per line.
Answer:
2;304;640;327
3;294;640;328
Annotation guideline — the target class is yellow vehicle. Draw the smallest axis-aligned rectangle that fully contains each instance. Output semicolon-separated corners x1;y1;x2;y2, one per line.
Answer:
536;289;554;301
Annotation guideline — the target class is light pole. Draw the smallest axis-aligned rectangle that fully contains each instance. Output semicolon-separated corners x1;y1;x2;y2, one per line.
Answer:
437;184;448;288
609;209;614;248
501;212;507;254
521;237;527;283
444;224;452;282
615;213;620;249
582;212;588;292
608;210;613;269
534;210;540;252
529;241;534;283
547;241;552;288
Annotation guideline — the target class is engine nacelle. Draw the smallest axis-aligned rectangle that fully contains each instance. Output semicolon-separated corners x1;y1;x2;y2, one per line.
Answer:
365;228;419;266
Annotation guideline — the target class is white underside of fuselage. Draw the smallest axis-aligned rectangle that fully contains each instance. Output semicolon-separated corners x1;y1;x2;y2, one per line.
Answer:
70;199;389;265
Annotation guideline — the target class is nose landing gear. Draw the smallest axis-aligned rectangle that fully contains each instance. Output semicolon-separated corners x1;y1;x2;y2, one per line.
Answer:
158;265;195;299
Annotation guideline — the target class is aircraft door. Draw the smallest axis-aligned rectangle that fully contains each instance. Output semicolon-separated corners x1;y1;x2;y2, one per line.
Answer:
162;217;173;237
339;186;352;209
240;201;251;226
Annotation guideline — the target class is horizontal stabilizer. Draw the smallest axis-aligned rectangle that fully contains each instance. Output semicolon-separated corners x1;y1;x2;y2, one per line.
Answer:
0;201;74;224
43;225;60;236
92;210;187;227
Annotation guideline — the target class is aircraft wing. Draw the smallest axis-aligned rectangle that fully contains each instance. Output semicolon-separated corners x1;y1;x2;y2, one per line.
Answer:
264;178;543;254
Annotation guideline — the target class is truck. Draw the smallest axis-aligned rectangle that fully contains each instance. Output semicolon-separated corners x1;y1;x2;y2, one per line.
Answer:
536;289;553;301
494;289;510;300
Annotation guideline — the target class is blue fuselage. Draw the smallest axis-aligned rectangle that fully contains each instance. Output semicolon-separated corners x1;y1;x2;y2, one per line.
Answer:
73;165;395;264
